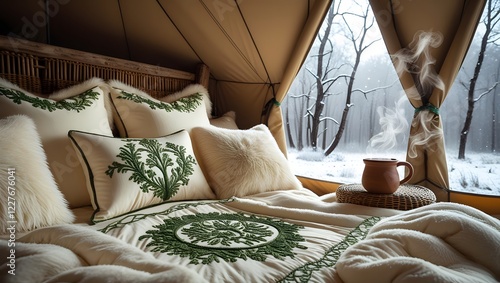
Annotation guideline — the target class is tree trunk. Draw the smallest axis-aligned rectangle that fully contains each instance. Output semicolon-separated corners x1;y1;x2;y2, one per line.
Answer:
285;104;295;148
324;63;358;156
492;85;497;152
458;1;492;159
310;6;334;150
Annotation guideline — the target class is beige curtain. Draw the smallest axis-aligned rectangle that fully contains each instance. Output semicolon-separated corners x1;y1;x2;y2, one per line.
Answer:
268;0;332;155
369;0;485;201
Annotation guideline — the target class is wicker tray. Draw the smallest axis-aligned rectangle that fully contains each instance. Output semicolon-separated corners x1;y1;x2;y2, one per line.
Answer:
336;184;436;210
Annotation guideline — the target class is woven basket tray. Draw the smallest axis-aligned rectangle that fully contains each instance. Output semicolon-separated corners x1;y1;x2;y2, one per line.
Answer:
336;184;436;210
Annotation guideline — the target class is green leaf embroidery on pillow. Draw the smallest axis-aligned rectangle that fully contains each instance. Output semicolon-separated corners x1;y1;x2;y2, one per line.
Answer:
0;87;100;112
105;138;196;200
117;91;203;113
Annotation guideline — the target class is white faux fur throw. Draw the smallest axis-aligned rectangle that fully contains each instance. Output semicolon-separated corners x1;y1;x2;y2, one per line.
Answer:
0;115;74;232
336;202;500;283
0;225;207;283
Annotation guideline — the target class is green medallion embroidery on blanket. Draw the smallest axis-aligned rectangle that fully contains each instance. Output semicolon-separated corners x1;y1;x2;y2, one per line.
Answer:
0;87;100;112
139;212;307;264
105;138;196;200
117;91;203;113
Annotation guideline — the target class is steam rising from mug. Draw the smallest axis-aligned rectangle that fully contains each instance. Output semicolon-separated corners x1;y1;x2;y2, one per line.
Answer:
368;31;445;158
368;96;408;152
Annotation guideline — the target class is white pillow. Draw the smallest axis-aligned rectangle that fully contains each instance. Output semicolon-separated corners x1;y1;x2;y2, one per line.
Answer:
159;83;212;118
68;130;216;222
48;78;115;130
108;81;211;138
210;111;239;129
0;115;74;233
0;78;113;208
190;124;303;199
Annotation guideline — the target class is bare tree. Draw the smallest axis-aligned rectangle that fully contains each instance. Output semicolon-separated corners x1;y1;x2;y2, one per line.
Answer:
493;60;500;152
323;2;380;156
308;2;340;151
284;102;295;149
458;0;500;159
284;1;399;154
288;68;316;150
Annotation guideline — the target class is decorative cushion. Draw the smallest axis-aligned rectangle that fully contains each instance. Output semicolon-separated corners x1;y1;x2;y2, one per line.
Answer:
108;81;211;138
48;78;115;131
190;124;303;199
68;130;215;222
0;78;113;208
0;115;74;233
210;111;239;129
158;83;212;118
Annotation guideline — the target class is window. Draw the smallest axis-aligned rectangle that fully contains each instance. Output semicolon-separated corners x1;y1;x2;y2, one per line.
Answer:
283;1;500;196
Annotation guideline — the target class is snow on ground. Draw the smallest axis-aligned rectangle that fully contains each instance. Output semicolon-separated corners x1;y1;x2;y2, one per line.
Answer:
288;148;500;196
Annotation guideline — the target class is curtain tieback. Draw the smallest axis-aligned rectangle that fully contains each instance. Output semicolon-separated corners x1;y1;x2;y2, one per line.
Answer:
415;103;439;115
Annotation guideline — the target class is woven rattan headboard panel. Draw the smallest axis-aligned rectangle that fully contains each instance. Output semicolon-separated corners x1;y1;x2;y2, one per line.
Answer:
0;35;209;98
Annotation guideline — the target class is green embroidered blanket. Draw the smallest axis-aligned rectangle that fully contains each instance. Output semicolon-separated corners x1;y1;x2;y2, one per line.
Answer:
89;189;394;282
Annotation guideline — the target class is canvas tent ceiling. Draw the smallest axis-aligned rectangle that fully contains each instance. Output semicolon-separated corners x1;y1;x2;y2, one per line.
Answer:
0;0;330;135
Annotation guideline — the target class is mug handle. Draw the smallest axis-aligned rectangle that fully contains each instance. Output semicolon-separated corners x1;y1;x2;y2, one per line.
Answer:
397;161;414;185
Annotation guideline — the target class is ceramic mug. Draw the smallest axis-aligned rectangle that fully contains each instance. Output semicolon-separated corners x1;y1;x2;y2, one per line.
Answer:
361;158;414;194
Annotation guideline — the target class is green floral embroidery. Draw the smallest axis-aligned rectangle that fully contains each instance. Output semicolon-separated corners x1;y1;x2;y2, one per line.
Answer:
278;216;381;282
117;91;203;113
105;138;196;200
139;212;307;264
0;87;100;112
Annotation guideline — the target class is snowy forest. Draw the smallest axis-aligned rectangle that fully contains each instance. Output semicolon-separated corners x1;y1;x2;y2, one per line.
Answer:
283;0;500;195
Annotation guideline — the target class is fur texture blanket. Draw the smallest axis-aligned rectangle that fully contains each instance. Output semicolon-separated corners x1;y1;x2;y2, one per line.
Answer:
336;202;500;283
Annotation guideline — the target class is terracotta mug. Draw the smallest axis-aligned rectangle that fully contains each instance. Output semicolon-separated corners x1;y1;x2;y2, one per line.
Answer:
361;158;414;194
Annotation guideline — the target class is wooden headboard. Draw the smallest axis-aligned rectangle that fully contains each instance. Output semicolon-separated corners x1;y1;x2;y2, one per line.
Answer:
0;35;209;98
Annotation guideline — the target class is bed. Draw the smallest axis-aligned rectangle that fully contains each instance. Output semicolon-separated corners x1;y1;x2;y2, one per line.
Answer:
1;35;499;283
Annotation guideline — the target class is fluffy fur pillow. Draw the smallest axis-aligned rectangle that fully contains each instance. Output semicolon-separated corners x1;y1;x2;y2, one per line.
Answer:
190;124;302;198
0;78;113;208
108;81;211;138
68;130;215;222
0;115;74;233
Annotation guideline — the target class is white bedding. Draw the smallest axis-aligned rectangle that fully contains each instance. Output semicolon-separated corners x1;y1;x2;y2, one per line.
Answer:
336;202;500;283
2;189;499;283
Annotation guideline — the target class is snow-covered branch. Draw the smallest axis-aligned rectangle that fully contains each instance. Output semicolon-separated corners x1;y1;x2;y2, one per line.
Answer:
319;116;339;125
474;81;500;102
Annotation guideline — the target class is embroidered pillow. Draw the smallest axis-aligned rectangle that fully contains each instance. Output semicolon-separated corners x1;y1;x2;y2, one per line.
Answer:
48;78;115;131
0;115;74;232
158;83;212;118
68;130;215;222
0;78;113;208
108;81;211;138
190;124;302;199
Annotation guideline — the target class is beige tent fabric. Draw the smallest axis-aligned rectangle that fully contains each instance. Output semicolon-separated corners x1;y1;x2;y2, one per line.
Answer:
0;0;331;133
268;0;333;155
370;0;485;201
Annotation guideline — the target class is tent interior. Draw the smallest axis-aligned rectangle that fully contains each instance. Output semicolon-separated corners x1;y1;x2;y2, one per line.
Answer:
1;0;499;215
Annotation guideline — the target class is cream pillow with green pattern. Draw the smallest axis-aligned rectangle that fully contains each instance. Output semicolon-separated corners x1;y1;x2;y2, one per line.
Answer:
108;81;211;138
0;78;113;208
68;129;216;223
